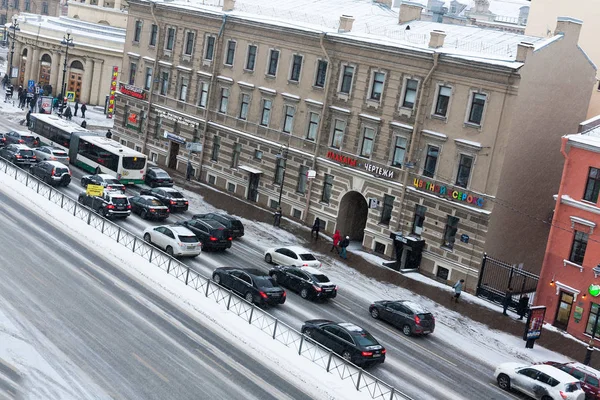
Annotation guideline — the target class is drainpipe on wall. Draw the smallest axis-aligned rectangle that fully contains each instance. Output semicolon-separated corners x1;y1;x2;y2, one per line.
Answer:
302;32;332;224
141;2;163;156
395;52;439;230
197;14;227;181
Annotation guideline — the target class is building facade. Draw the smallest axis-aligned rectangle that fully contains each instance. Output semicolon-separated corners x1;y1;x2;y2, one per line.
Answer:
0;0;60;28
113;0;594;287
536;117;600;342
526;0;600;119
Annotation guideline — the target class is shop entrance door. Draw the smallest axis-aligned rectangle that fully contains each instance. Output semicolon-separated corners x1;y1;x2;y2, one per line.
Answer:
553;291;574;330
168;142;179;169
336;191;368;241
248;173;260;202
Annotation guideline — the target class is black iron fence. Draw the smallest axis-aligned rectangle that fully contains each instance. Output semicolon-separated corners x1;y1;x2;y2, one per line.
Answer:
0;159;413;400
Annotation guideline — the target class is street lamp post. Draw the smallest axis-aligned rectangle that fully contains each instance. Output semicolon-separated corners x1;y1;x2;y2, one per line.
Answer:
276;146;289;207
59;29;74;115
8;16;19;84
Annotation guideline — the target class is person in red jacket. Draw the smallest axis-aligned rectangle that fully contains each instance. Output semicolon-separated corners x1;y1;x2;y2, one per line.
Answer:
331;230;341;254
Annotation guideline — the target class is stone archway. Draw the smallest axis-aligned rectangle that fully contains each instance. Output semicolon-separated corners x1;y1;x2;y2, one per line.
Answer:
38;53;52;86
68;59;84;100
336;191;369;241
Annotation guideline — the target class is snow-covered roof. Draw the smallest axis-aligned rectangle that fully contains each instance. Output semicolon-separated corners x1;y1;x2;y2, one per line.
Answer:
567;125;600;149
150;0;547;65
412;0;530;19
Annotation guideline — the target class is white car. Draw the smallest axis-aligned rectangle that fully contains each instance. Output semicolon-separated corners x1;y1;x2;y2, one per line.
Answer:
142;225;202;257
264;246;321;268
495;362;585;400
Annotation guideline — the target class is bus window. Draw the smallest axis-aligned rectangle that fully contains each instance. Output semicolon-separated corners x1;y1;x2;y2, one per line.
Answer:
123;156;146;170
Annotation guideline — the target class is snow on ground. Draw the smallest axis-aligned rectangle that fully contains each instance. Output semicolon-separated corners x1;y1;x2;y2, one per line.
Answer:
0;171;380;399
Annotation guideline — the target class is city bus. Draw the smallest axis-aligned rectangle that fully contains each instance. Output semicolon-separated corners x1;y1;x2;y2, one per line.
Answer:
29;113;92;150
69;134;147;185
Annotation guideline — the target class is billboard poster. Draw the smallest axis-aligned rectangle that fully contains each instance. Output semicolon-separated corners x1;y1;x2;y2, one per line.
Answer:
524;306;546;341
40;96;53;114
107;66;118;119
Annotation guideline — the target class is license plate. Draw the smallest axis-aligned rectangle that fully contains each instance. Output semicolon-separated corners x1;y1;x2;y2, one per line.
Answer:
372;353;381;357
187;245;196;250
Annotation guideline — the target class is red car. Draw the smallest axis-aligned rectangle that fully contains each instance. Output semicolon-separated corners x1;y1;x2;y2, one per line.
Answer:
544;361;600;400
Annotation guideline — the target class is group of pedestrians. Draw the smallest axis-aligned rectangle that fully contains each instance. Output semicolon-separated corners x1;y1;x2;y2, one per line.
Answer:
330;229;350;259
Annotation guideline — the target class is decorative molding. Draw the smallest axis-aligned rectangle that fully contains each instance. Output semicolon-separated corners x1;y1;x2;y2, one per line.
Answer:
563;259;584;272
570;215;596;234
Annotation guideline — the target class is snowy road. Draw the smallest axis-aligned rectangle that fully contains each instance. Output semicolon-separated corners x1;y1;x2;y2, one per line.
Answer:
0;192;317;400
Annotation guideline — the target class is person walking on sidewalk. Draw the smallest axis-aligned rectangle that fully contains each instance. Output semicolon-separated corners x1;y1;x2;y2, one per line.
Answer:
502;287;513;316
80;103;87;118
74;100;79;117
2;73;8;89
452;279;465;303
340;236;350;259
273;207;282;227
311;217;321;241
330;230;341;254
517;295;530;320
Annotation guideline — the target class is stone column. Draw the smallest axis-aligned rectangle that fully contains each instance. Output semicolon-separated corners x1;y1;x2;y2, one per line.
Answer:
80;57;94;104
10;41;22;77
49;50;59;95
56;51;66;95
114;0;122;10
23;46;33;87
30;47;40;84
91;59;104;106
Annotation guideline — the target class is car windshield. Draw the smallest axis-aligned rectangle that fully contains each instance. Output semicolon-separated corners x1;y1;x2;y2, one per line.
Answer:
53;151;68;157
149;199;163;206
156;172;170;178
312;274;330;283
169;191;185;199
213;228;229;239
19;150;34;156
178;235;198;243
55;167;69;175
354;332;379;347
112;198;128;205
299;253;317;261
254;276;276;288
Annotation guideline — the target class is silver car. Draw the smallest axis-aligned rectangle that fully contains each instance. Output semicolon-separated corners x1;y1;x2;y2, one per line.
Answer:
34;146;70;165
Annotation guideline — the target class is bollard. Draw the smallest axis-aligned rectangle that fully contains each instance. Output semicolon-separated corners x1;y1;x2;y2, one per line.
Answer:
227;292;232;310
149;248;153;262
272;319;278;339
167;259;172;274
298;335;304;355
204;279;210;297
326;352;333;372
248;305;254;324
132;237;137;252
185;267;190;285
116;227;121;243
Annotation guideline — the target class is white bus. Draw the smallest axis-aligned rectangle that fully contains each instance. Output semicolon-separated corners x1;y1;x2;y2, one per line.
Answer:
29;113;92;150
69;135;147;185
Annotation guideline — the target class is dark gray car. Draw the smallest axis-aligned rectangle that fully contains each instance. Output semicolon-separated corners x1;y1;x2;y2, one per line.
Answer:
369;300;435;336
30;161;71;186
4;130;38;147
0;144;37;167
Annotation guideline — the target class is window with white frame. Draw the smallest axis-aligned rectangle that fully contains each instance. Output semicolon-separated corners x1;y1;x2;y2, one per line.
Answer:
198;81;208;108
468;92;487;125
392;136;407;167
322;174;334;203
434;86;452;117
402;79;418;109
160;71;169;95
149;24;158;46
267;49;279;76
225;40;236;66
133;20;142;43
282;105;295;133
455;154;473;188
246;45;257;71
423;145;439;178
360;126;376;157
307;112;319;140
331;119;345;148
315;59;328;88
290;54;303;82
219;87;229;113
184;31;195;56
144;67;153;90
260;99;272;126
231;142;242;168
204;35;216;61
369;71;385;101
129;62;137;85
569;230;588;265
339;65;354;94
297;165;309;194
584;167;600;203
274;157;285;185
239;93;250;120
380;194;394;225
442;215;459;250
165;27;175;51
211;136;220;161
179;76;189;101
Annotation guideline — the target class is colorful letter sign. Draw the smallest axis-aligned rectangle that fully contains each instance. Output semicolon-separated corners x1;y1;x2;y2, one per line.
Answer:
107;66;118;119
413;178;485;207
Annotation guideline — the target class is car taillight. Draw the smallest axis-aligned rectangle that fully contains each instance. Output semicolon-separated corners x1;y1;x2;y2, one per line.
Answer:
67;157;70;162
18;139;24;143
282;291;286;297
50;156;56;160
15;154;22;158
127;205;131;209
170;200;176;205
149;208;155;212
559;391;568;400
382;349;386;354
51;169;55;176
302;263;309;267
259;291;268;299
184;201;189;205
313;285;322;292
32;155;36;159
335;286;338;291
209;237;218;241
106;204;115;209
33;141;38;146
107;185;113;190
228;237;232;241
414;315;421;325
361;351;373;357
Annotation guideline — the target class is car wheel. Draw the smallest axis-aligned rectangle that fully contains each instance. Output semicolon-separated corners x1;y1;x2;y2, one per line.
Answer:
166;246;174;257
43;175;50;184
78;195;84;204
143;233;151;244
150;181;156;188
300;288;309;299
245;292;254;304
140;210;148;220
402;324;412;336
342;351;352;361
497;374;511;391
103;209;110;219
271;273;278;283
213;274;221;284
81;178;86;187
95;166;101;175
370;308;380;319
265;253;272;264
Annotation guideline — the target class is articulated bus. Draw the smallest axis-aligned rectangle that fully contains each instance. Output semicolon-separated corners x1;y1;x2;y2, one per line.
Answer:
29;114;147;185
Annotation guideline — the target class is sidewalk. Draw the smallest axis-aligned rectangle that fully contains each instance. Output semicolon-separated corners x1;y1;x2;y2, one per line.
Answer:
168;167;600;369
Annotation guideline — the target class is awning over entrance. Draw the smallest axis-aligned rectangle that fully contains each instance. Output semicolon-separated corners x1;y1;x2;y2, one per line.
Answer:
239;165;263;174
554;281;581;301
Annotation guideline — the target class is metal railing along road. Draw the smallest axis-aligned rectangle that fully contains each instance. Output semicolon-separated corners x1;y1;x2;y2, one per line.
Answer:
0;158;413;400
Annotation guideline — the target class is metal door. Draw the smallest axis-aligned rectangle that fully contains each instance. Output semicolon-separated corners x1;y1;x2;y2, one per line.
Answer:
554;291;574;330
248;173;260;202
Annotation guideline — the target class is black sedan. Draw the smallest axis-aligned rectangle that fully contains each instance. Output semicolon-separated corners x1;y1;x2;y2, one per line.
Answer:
212;267;286;306
369;300;435;336
145;167;174;187
140;187;189;212
0;144;37;167
301;320;385;367
176;219;232;251
80;173;126;193
269;266;337;300
129;195;170;220
193;213;244;239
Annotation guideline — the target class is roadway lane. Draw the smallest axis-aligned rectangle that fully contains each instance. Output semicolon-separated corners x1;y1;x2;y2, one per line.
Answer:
0;190;316;400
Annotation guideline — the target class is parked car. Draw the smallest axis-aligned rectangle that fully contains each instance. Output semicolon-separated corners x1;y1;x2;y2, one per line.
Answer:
301;320;386;367
80;173;126;193
544;361;600;400
369;300;435;336
495;362;585;400
176;219;232;251
78;190;131;219
0;133;7;148
145;167;174;187
269;266;337;300
139;187;189;212
193;213;244;239
0;144;37;167
4;130;38;147
33;146;69;165
264;246;321;268
212;267;286;306
30;161;71;187
142;225;201;257
129;195;170;221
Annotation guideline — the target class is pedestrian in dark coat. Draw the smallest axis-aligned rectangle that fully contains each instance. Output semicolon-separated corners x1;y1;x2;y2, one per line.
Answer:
331;230;341;254
273;207;282;227
503;287;513;315
2;74;8;89
517;295;530;320
340;236;350;259
80;120;87;128
311;217;321;241
106;129;112;139
80;103;87;118
74;100;79;117
25;110;31;126
63;105;72;120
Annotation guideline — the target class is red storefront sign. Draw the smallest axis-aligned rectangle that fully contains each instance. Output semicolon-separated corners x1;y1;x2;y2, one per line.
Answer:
119;83;147;100
107;66;118;119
